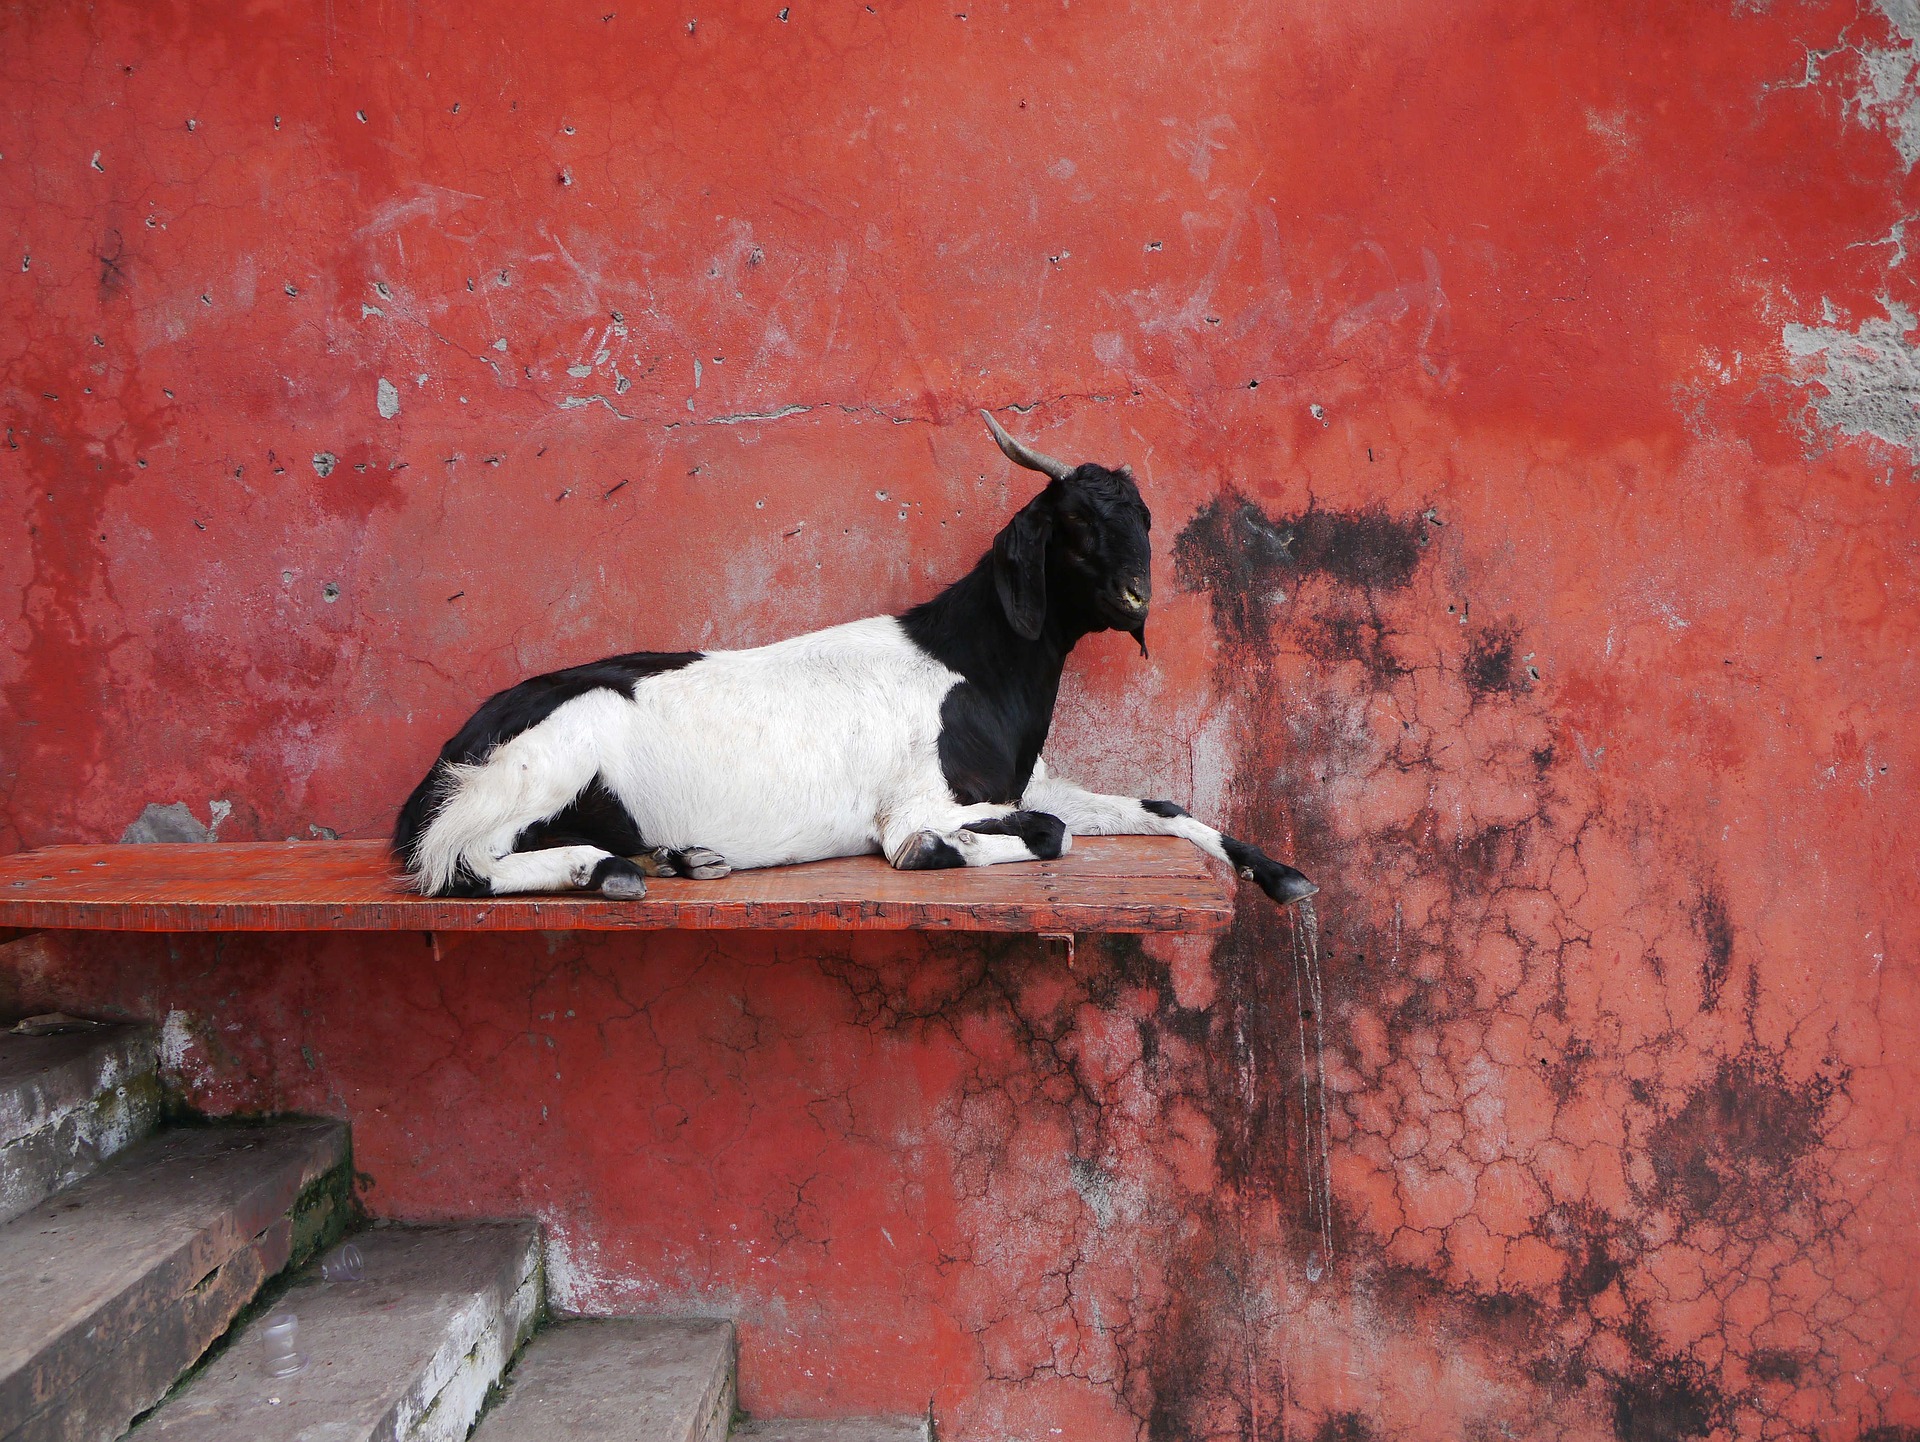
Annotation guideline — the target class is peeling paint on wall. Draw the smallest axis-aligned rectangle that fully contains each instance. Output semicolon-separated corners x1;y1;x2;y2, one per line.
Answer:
1784;304;1920;452
1857;1;1920;165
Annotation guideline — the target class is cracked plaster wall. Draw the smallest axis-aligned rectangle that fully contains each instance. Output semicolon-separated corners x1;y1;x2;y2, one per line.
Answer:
2;1;1917;1438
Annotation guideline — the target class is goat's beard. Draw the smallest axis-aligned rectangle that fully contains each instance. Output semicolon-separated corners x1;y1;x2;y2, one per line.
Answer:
1132;624;1148;660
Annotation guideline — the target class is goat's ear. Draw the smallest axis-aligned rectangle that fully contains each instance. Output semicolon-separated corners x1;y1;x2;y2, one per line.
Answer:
992;495;1052;640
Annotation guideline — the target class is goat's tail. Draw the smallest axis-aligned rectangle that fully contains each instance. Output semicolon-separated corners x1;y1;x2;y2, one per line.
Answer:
392;735;602;896
391;763;486;896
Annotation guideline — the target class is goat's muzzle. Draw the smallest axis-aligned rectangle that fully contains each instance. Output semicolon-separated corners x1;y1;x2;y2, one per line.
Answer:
1118;579;1151;658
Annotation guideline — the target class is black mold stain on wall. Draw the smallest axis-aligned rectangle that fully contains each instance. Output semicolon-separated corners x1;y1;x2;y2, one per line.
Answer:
1609;1358;1726;1442
1695;884;1735;1011
1312;1413;1383;1442
1163;486;1866;1438
1172;495;1431;645
1645;1051;1836;1228
1462;622;1532;698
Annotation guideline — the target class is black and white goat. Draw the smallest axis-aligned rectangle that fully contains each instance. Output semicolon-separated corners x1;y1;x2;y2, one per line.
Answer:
392;413;1317;908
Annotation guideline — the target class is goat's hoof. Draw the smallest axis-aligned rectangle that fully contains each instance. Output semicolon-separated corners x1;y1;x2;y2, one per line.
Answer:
679;846;732;880
1228;844;1318;907
590;855;649;900
1266;866;1318;906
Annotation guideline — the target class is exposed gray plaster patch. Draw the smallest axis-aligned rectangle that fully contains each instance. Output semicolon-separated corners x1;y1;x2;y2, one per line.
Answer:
1879;0;1920;43
1070;1156;1116;1230
377;377;399;419
1838;1;1920;165
120;799;230;843
1856;42;1920;164
312;451;338;477
1783;302;1920;451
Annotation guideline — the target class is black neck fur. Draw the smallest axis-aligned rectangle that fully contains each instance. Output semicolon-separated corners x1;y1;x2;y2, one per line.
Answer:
898;550;1096;805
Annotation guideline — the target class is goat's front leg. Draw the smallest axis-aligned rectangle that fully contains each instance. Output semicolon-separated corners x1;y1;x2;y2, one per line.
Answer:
879;800;1071;871
1021;760;1317;906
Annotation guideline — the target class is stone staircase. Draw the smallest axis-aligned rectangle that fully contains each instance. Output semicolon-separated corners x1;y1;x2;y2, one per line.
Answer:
0;1020;929;1442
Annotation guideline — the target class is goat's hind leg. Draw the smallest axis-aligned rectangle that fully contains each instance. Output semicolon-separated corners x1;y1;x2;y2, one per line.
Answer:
486;844;650;898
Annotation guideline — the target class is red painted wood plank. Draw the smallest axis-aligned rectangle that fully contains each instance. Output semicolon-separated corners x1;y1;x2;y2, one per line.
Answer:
0;839;1234;934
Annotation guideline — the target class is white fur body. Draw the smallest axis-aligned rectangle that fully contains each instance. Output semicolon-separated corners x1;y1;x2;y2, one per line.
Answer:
409;616;1076;894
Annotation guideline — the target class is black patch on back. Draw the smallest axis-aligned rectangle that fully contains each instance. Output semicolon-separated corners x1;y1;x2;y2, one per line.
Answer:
962;809;1067;859
431;650;704;768
1142;799;1189;818
391;649;701;866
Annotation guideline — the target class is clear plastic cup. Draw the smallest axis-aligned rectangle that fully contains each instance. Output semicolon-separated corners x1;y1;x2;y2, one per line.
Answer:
260;1311;308;1378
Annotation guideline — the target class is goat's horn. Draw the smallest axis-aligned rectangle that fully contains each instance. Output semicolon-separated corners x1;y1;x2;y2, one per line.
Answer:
981;409;1075;481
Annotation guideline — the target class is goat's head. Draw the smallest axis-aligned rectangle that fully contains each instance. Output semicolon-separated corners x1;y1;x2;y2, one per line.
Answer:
981;411;1153;652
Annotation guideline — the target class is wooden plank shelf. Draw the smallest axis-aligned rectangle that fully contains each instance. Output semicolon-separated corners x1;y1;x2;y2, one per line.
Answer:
0;838;1233;935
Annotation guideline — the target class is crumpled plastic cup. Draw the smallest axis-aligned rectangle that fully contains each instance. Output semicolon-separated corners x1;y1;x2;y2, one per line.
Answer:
319;1242;365;1283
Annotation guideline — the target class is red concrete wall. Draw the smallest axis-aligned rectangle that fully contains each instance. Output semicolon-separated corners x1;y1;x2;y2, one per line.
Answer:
3;0;1917;1436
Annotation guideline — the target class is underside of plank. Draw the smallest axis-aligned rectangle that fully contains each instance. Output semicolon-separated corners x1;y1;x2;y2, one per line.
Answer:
0;838;1235;934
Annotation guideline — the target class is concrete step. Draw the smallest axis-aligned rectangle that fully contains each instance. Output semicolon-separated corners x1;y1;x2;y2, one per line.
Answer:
471;1319;733;1442
0;1022;159;1226
0;1119;349;1442
734;1421;930;1442
134;1221;541;1442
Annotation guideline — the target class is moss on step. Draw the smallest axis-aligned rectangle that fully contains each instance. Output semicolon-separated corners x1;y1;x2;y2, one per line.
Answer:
125;1121;357;1431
